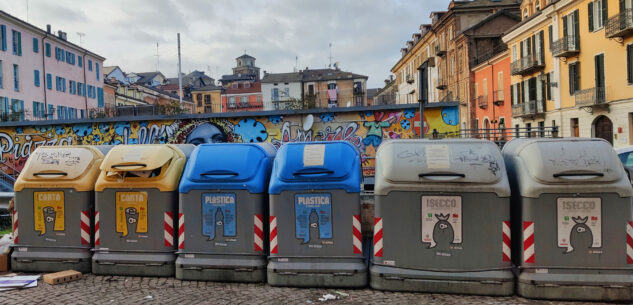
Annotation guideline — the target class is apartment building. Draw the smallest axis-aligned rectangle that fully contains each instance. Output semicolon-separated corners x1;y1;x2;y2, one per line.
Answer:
0;10;104;121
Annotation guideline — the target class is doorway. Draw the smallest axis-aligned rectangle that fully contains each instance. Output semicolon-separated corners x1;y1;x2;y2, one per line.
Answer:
594;115;613;145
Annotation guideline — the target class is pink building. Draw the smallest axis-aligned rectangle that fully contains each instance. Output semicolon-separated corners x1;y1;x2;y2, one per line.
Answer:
0;10;105;121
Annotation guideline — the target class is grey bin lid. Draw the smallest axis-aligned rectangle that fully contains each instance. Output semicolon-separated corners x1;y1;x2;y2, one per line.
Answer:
502;138;633;198
374;139;510;197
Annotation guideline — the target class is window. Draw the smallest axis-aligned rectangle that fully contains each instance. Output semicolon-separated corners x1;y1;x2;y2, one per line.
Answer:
512;45;517;61
523;9;528;20
497;72;504;100
69;80;76;94
245;83;250;88
563;10;580;46
538;121;545;137
88;60;92;71
13;64;19;92
284;88;290;98
34;70;40;87
81;109;85;119
78;55;82;67
232;83;237;89
98;88;104;107
47;104;53;119
196;94;202;106
45;43;50;57
0;25;5;51
46;73;52;90
77;82;82;96
308;84;314;95
595;54;605;91
571;118;580;137
483;78;488;98
11;30;21;56
96;63;100;80
11;99;24;120
0;60;2;88
536;0;541;11
62;77;66;92
628;44;633;84
32;37;38;53
569;62;580;94
546;72;552;100
588;0;607;32
272;88;279;101
204;94;211;105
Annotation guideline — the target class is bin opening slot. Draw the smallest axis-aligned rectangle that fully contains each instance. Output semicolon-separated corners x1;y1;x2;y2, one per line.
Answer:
200;171;239;179
418;172;465;181
111;163;148;170
32;172;68;178
553;172;604;180
293;169;335;176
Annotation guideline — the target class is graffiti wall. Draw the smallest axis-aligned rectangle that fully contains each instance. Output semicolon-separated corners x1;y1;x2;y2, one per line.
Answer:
0;105;459;185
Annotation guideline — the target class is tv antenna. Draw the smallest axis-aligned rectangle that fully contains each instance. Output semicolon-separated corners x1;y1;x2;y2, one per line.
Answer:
155;42;160;71
328;43;333;68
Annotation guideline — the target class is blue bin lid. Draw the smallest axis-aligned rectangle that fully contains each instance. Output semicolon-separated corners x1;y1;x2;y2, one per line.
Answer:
268;141;361;194
179;143;276;194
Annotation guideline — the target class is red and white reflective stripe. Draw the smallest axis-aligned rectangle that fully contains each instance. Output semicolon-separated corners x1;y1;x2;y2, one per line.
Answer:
12;210;18;244
353;215;362;254
254;214;264;252
164;211;174;247
373;217;383;257
178;213;185;250
80;211;91;245
94;211;100;246
502;221;511;262
627;221;633;264
269;216;278;254
523;221;535;264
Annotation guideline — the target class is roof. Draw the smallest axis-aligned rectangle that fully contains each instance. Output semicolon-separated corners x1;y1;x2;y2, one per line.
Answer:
302;69;367;82
103;66;120;75
134;72;165;84
453;0;521;9
459;9;521;36
367;88;380;99
237;54;255;60
224;82;262;95
261;72;302;83
220;74;257;82
158;83;180;91
192;84;223;92
0;10;105;61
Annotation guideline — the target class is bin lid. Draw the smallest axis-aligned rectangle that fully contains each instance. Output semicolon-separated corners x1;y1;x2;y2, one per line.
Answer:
502;138;632;198
374;139;510;196
179;143;276;193
269;141;361;194
14;146;106;192
100;145;174;172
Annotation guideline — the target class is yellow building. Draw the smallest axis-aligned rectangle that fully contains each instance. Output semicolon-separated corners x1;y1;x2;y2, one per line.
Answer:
191;85;223;114
505;0;633;147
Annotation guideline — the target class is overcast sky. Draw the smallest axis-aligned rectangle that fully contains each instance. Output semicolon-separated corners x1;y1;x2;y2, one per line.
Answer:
1;0;450;88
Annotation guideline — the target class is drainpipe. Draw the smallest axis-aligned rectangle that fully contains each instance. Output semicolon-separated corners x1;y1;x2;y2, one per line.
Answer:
41;33;48;119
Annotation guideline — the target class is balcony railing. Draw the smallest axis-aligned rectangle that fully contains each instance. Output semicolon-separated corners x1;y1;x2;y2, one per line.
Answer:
476;96;488;109
575;87;607;107
435;44;447;57
436;77;447;90
512;99;546;118
551;36;580;57
493;90;504;105
606;9;633;38
406;75;414;84
511;55;544;75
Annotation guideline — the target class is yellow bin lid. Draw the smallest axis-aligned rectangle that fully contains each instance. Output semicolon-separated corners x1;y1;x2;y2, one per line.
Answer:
14;146;107;192
95;144;187;192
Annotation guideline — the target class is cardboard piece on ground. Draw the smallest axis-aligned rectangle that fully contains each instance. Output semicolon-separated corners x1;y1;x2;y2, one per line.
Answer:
0;254;7;273
43;270;82;285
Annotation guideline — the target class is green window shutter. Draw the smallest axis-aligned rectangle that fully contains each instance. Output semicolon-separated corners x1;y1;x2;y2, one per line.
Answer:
563;15;569;37
603;0;608;26
589;2;594;32
569;63;575;95
628;44;633;83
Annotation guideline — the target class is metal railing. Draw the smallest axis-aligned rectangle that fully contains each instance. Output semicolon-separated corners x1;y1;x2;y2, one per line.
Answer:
511;55;544;75
575;87;607;107
406;75;414;84
512;99;546;117
606;9;633;38
428;126;559;147
476;95;488;108
551;35;580;57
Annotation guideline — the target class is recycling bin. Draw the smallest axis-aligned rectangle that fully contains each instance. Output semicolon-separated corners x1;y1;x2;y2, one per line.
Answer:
370;139;513;295
503;138;633;301
12;145;110;273
176;143;276;282
267;141;367;287
92;144;193;277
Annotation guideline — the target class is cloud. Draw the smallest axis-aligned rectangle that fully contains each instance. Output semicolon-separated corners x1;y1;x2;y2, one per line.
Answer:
0;0;452;87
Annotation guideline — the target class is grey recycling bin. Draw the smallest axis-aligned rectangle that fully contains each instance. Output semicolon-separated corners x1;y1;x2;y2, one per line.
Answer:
503;138;633;301
371;139;513;295
11;145;110;273
176;143;276;282
92;144;193;277
267;141;367;287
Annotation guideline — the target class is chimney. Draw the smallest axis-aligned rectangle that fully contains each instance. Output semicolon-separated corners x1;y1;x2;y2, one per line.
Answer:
58;30;63;38
46;24;51;34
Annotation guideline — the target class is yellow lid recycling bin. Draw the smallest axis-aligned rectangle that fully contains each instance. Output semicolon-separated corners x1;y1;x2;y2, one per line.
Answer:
12;145;110;273
92;144;193;277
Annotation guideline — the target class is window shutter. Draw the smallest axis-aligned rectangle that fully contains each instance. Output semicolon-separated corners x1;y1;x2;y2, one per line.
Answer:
17;32;21;56
563;15;569;37
569;64;575;95
589;2;594;32
574;10;580;42
628;45;633;83
621;0;626;11
539;31;545;63
520;41;524;57
603;0;608;26
548;25;553;48
546;73;552;100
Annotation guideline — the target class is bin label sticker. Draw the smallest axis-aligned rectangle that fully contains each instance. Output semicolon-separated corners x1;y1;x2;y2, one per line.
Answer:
557;198;602;253
303;144;326;167
421;196;462;249
426;145;450;169
33;191;65;235
202;193;236;240
115;192;148;237
295;193;333;244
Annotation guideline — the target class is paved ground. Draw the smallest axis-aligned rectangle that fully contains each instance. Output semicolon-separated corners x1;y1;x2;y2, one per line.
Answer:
0;274;619;304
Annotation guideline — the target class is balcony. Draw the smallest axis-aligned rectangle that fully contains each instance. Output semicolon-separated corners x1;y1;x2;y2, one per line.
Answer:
551;36;580;58
575;87;607;108
493;90;504;105
435;44;446;57
476;96;488;109
511;55;544;76
512;100;546;118
436;77;447;90
406;74;414;84
606;9;633;38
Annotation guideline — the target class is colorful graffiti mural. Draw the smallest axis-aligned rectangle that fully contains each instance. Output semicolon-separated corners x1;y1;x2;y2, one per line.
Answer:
0;106;459;186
